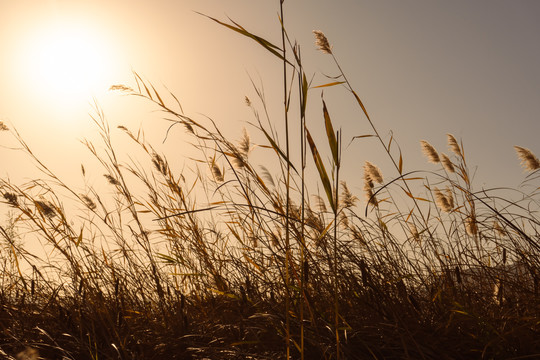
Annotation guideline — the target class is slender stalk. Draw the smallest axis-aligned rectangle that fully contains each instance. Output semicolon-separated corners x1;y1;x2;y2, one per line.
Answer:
333;131;341;360
297;45;306;360
329;52;432;231
279;1;291;358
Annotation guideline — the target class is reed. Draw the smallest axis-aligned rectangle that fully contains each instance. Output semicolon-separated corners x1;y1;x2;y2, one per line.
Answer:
0;3;539;359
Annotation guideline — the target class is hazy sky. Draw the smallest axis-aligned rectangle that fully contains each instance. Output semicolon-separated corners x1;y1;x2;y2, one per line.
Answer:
1;0;539;197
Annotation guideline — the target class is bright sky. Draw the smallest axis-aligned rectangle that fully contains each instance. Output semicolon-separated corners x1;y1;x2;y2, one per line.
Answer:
1;0;539;197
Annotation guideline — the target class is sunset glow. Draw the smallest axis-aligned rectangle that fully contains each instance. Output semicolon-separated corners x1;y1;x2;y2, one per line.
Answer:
1;1;540;358
20;19;119;106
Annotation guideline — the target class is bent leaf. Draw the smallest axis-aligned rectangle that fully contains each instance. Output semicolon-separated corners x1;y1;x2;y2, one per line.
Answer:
260;125;297;173
199;13;292;66
312;81;346;89
322;99;339;164
306;127;335;212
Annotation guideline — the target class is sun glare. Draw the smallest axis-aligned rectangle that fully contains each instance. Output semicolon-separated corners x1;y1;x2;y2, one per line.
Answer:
19;19;121;111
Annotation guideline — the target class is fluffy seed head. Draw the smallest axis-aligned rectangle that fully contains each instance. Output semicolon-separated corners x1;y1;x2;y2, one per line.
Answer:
152;153;168;176
81;194;97;211
16;347;39;360
340;181;358;209
104;174;120;186
339;211;349;229
420;140;440;164
211;163;224;182
364;161;383;184
434;187;453;212
493;221;506;236
445;187;454;209
3;192;18;206
363;173;378;207
466;217;478;236
313;30;332;54
109;84;134;92
35;200;55;218
409;223;420;241
514;146;540;172
313;195;327;213
238;128;251;157
440;153;455;173
447;134;462;157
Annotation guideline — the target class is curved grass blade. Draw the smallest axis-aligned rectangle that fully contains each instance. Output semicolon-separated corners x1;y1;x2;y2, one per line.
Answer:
198;13;292;66
306;127;335;212
312;81;345;89
322;99;338;164
260;125;297;173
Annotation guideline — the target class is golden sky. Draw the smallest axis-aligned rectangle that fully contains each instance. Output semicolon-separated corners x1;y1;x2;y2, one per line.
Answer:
1;0;539;192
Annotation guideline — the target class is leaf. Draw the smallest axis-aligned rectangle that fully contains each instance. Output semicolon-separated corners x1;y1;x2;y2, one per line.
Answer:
316;219;335;242
322;99;339;164
398;150;403;174
403;191;430;202
231;340;260;346
170;273;204;277
306;127;335;212
301;72;309;118
405;209;414;222
378;219;388;232
243;253;262;274
352;90;371;122
199;13;291;65
10;245;24;285
260;125;297;172
226;223;242;242
352;135;375;139
150;82;165;107
76;228;83;247
312;81;346;89
210;288;239;299
452;309;470;316
157;253;177;264
133;72;152;100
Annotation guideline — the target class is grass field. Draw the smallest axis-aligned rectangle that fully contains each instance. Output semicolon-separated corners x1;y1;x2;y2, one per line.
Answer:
1;5;539;360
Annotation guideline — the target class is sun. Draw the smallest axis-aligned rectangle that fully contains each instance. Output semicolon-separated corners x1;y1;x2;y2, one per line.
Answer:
33;25;105;95
19;18;121;110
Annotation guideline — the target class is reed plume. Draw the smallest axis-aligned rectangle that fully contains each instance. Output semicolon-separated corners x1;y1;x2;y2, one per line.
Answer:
409;223;420;241
440;153;455;173
514;146;540;171
466;216;478;236
340;181;358;209
3;192;18;206
238;128;251;157
434;187;453;212
313;30;332;54
420;140;440;164
363;161;383;184
447;134;462;157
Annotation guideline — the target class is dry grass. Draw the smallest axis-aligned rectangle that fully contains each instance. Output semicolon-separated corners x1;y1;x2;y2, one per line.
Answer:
1;5;539;360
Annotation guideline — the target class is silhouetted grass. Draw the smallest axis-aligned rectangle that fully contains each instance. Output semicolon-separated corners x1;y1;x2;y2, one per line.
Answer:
1;4;539;360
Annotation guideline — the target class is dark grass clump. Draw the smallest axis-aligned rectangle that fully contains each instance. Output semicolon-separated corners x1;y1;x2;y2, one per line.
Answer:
1;3;539;359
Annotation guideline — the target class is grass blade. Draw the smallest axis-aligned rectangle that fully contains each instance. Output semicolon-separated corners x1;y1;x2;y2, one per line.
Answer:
306;127;335;212
322;98;338;164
